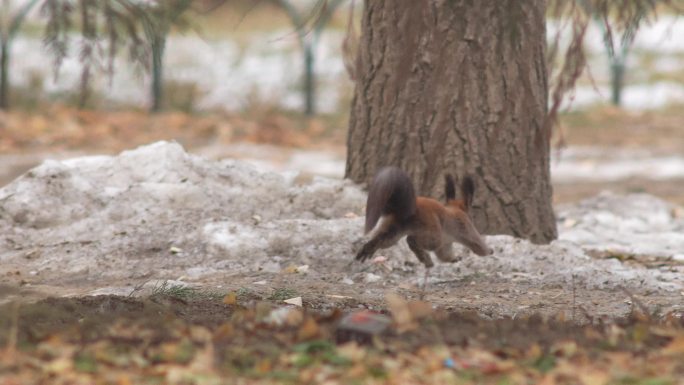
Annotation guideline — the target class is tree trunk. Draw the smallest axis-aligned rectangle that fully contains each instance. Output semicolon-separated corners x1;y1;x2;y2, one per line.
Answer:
0;40;9;110
610;60;625;106
345;0;557;243
303;42;315;115
150;35;166;112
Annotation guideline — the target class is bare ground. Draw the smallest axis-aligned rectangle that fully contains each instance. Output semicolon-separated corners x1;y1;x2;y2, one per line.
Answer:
1;107;683;321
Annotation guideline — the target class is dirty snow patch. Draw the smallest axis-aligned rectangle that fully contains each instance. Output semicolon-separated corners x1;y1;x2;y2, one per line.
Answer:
557;192;684;257
0;141;681;299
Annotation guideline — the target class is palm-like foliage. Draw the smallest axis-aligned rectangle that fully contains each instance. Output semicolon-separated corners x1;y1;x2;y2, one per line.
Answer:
0;0;42;108
42;0;150;107
41;0;195;110
327;0;683;134
274;0;346;115
546;0;681;135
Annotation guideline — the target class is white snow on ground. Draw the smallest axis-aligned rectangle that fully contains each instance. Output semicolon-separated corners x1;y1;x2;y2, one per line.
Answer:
551;147;684;182
0;142;682;298
202;144;684;183
557;192;684;258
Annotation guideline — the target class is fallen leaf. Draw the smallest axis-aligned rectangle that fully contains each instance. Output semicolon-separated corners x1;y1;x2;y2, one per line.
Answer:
284;297;303;307
266;307;303;326
337;342;366;363
46;357;73;374
577;368;610;385
214;323;234;340
662;335;684;356
297;318;321;341
551;340;578;357
385;293;417;333
407;301;433;320
254;358;272;373
223;292;237;305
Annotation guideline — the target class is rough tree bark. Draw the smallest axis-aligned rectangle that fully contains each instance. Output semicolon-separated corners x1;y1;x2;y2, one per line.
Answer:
345;0;557;243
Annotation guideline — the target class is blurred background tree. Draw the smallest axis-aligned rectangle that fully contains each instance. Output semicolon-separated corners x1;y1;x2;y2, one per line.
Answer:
41;0;196;111
141;0;194;112
273;0;346;115
563;0;658;107
0;0;40;109
42;0;151;108
39;0;345;113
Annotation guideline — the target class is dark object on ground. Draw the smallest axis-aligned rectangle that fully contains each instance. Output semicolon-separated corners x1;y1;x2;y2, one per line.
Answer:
335;309;391;345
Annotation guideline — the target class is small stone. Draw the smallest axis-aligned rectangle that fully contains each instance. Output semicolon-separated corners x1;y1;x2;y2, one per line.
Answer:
371;256;387;264
364;273;381;283
284;297;303;307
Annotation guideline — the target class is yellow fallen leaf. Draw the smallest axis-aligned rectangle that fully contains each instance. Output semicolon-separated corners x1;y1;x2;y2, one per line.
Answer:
577;368;610;385
386;293;433;332
551;340;578;357
45;357;72;374
297;318;321;341
285;308;304;326
385;292;416;333
662;335;684;356
214;323;234;340
337;342;366;363
538;373;557;385
347;363;366;378
526;343;542;359
407;301;433;320
223;292;237;305
254;358;272;373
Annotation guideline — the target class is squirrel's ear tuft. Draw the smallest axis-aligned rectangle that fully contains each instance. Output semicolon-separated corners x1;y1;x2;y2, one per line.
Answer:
461;176;474;210
445;174;456;202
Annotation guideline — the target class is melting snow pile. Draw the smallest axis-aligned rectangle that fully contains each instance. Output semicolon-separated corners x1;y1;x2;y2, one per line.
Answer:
557;193;684;258
551;147;684;182
0;142;681;296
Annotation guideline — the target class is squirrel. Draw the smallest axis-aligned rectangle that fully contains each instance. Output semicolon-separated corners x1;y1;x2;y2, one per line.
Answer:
355;167;493;286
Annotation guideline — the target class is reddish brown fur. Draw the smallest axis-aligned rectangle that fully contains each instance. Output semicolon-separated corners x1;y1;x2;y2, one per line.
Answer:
355;168;492;267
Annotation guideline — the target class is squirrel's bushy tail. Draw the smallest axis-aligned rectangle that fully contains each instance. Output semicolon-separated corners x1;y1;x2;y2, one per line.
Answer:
364;167;417;233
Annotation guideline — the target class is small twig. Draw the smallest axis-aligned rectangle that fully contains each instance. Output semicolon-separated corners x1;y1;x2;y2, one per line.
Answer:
618;286;651;321
128;281;147;297
2;302;20;363
572;274;577;323
577;305;594;324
